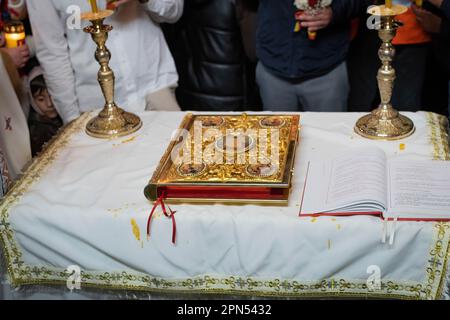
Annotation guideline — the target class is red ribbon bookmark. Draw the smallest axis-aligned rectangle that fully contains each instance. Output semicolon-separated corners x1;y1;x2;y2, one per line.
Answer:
147;193;177;244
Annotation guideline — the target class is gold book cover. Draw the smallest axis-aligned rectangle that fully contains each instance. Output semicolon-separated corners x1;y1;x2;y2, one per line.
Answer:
144;113;300;205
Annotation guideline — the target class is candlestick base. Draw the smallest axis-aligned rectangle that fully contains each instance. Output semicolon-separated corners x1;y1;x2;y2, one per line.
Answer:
355;108;415;141
354;5;414;141
82;10;142;139
86;107;142;139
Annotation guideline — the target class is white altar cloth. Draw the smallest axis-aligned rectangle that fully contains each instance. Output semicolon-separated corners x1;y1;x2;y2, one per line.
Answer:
1;111;449;300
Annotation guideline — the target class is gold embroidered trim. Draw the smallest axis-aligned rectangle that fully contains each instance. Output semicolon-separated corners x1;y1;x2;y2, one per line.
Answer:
427;112;450;161
425;223;450;299
1;112;450;299
426;112;450;299
4;268;428;300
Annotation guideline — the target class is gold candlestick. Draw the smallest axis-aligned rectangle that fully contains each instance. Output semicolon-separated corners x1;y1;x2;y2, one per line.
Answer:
354;5;415;141
81;10;142;139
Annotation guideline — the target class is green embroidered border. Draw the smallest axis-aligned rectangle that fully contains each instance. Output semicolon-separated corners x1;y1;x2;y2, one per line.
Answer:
1;112;450;299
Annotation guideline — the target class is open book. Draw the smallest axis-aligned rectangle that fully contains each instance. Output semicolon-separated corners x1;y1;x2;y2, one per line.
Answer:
299;147;450;221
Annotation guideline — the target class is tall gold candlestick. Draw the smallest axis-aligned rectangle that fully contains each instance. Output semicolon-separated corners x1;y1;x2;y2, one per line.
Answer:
354;5;415;141
385;0;392;9
81;10;142;139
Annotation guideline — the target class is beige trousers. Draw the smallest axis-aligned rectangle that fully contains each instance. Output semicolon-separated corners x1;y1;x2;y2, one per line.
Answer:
145;87;181;111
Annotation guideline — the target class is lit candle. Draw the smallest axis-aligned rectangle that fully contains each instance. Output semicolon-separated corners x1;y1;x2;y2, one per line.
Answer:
89;0;99;13
385;0;392;8
4;21;26;48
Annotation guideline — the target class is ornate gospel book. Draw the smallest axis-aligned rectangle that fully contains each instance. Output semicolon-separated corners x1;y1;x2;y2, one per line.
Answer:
145;113;300;205
299;147;450;221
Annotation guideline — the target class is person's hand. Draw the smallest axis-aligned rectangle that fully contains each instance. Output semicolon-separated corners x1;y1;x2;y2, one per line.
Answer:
412;4;442;33
299;7;333;32
2;44;30;68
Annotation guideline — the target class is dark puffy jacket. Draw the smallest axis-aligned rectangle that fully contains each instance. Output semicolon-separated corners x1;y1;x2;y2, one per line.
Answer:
162;0;260;111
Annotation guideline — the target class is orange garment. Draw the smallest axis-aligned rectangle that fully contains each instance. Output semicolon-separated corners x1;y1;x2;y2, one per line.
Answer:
393;7;431;45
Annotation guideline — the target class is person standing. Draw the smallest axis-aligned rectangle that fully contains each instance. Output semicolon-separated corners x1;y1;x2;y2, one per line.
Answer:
0;0;32;70
0;50;32;181
27;66;63;156
163;0;260;112
349;0;434;112
256;0;370;112
26;0;183;124
390;0;432;110
413;0;450;116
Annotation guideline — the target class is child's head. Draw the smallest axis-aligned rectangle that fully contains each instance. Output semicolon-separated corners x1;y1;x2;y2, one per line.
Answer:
29;67;58;119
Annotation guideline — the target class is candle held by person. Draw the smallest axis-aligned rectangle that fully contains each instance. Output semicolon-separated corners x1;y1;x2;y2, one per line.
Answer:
4;21;26;48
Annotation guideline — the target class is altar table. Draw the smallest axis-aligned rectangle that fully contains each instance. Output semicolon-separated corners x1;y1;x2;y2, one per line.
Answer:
1;111;449;300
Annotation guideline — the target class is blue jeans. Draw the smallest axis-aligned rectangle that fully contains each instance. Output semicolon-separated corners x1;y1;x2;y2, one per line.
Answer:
256;61;349;112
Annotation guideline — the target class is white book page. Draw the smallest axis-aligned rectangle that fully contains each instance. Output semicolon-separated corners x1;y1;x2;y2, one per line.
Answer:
300;147;388;214
387;160;450;219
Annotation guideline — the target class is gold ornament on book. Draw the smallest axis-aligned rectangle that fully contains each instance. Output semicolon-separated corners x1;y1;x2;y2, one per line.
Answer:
354;4;415;141
81;2;142;139
145;113;300;205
